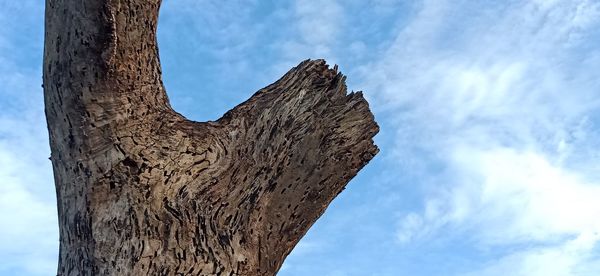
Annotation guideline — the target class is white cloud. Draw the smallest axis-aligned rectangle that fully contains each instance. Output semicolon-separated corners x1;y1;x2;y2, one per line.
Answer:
0;146;57;275
442;147;600;244
0;70;58;275
0;3;57;273
464;234;600;276
278;0;343;64
294;0;342;47
358;0;600;274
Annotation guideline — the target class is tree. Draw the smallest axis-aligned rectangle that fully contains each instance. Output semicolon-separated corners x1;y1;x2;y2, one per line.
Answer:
43;0;378;275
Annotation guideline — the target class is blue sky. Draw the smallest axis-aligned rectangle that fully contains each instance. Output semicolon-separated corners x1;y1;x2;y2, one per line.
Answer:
1;0;600;275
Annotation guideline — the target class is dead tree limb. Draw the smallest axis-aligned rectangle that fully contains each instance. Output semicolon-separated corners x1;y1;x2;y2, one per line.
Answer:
43;0;378;275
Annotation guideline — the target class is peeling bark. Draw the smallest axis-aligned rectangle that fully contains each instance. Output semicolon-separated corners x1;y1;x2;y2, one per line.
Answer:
43;0;379;275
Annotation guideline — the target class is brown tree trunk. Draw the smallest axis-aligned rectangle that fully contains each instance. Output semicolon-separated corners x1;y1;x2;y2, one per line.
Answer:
43;0;378;275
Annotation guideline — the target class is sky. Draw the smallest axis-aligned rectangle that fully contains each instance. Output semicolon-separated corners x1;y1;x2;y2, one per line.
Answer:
1;0;600;275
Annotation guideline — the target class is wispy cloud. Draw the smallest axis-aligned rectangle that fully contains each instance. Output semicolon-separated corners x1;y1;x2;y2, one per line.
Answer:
280;0;343;62
359;0;600;274
0;48;57;276
464;235;600;276
0;1;57;275
0;144;57;275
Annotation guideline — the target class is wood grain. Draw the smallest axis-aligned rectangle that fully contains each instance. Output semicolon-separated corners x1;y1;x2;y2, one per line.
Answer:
44;1;379;275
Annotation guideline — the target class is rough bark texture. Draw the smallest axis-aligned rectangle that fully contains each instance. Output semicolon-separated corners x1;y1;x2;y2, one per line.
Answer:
43;0;379;275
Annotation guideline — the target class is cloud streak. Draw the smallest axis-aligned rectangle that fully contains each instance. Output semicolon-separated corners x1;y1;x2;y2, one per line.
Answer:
0;2;57;275
359;0;600;274
0;42;57;276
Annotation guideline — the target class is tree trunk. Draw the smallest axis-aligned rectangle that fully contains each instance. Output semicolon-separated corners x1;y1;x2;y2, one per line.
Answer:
43;0;378;275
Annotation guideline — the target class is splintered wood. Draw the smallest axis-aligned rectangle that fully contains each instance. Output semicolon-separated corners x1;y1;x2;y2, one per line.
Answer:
44;1;379;275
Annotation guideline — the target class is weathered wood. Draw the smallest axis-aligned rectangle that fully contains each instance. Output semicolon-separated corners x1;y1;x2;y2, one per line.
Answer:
44;0;379;275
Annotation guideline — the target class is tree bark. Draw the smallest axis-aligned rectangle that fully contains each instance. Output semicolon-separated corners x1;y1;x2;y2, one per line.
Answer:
43;1;378;275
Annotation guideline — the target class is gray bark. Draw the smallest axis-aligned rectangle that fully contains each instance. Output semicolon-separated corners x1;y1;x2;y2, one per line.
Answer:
43;0;379;275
